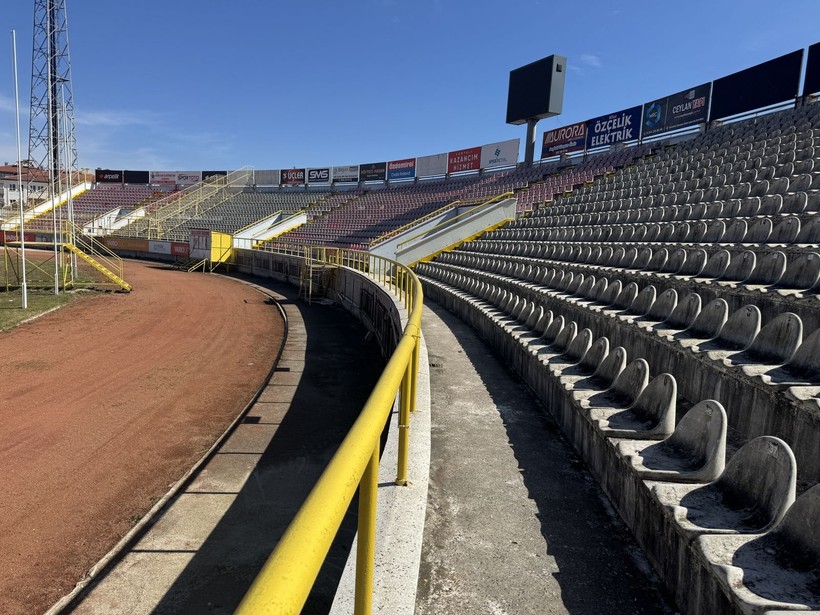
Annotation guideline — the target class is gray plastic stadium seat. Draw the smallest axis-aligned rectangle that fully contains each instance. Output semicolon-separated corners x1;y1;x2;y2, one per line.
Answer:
683;298;729;340
765;327;820;384
611;282;639;310
689;221;707;242
730;312;803;366
525;304;543;329
738;197;761;217
599;279;621;305
701;305;761;353
656;436;796;536
534;309;554;337
550;321;578;354
795;217;820;244
696;483;820;613
782;192;807;214
769;216;800;244
777;252;820;290
646;248;668;272
582;356;648;409
541;315;566;345
634;247;653;270
566;273;585;295
645;289;678;322
662;293;702;330
759;194;783;216
744;217;772;244
700;249;731;279
718;250;756;283
723;218;749;243
671;223;690;243
574;275;596;299
592;371;676;439
745;251;787;286
588;277;609;302
620;246;638;269
574;346;628;393
573;337;610;376
703;220;726;243
560;328;593;365
617;399;727;482
626;285;657;316
678;249;707;277
660;248;686;274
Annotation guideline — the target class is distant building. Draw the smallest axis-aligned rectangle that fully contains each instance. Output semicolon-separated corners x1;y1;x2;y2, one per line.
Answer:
0;164;92;209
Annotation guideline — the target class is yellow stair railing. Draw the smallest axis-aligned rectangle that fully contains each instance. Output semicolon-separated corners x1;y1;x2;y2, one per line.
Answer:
62;242;132;291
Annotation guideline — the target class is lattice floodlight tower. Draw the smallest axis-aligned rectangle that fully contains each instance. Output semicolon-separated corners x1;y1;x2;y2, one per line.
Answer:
28;0;78;197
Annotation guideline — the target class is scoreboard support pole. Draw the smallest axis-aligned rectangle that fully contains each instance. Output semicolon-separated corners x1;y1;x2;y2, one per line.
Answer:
525;118;538;166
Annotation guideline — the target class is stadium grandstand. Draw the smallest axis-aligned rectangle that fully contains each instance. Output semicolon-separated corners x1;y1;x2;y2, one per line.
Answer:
3;2;820;612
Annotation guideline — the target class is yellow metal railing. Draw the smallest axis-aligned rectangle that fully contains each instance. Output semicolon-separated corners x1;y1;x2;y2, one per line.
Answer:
395;191;514;252
368;199;462;248
236;245;422;615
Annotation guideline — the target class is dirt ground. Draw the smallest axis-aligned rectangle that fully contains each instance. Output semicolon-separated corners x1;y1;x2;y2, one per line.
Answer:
0;260;284;615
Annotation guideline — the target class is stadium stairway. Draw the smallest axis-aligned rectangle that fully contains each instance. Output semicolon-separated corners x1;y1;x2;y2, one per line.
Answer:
62;242;132;291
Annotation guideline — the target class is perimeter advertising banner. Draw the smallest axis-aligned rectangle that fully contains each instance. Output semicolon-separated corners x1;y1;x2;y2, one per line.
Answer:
447;146;481;173
176;171;201;186
416;153;448;177
96;169;123;183
171;242;189;256
806;42;820;95
103;237;149;252
480;139;519;169
149;240;172;255
124;170;149;184
307;168;331;184
541;121;587;158
253;169;280;186
360;162;387;181
150;171;177;186
586;105;642;149
202;171;227;181
333;165;359;183
642;83;710;137
709;49;803;121
281;168;306;185
387;158;416;180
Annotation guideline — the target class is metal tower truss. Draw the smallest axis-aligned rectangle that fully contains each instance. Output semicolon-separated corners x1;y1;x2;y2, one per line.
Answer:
28;0;78;185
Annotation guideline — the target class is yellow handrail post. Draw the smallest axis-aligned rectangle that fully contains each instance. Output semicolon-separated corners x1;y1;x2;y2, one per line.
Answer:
410;338;420;413
355;444;380;615
395;359;412;486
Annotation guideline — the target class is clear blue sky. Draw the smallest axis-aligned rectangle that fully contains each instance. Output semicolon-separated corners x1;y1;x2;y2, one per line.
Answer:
1;0;818;171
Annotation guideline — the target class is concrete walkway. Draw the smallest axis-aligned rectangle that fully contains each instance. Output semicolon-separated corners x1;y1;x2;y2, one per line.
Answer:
415;300;675;615
53;280;385;615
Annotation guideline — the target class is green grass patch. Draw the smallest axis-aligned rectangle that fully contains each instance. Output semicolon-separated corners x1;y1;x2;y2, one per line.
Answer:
0;289;76;332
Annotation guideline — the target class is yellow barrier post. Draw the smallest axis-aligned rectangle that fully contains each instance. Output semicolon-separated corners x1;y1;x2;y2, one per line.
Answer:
355;445;380;614
395;359;412;486
410;338;420;413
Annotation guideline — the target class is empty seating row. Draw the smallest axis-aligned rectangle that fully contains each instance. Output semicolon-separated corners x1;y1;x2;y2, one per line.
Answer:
418;268;819;614
418;256;820;480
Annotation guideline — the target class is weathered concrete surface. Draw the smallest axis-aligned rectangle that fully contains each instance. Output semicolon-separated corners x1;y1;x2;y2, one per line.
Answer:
415;300;674;615
59;280;385;615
